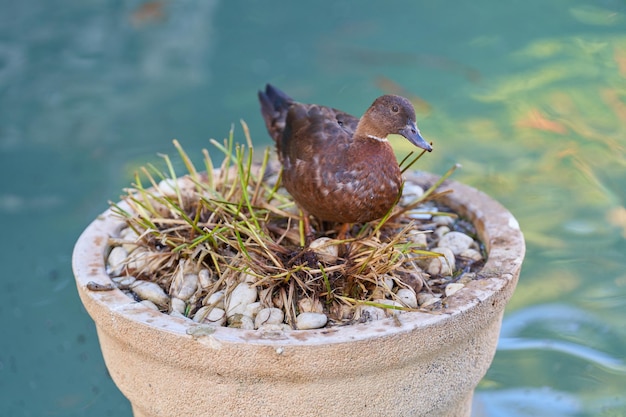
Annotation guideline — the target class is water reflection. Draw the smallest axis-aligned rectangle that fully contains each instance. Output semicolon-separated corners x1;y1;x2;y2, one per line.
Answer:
2;1;626;416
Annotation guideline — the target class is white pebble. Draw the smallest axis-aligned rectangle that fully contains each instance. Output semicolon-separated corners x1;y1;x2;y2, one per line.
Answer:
445;283;465;297
408;206;434;220
460;248;483;262
382;274;395;291
244;301;262;318
158;176;196;198
205;290;225;309
228;314;255;329
131;280;169;307
417;293;441;308
207;308;226;325
170;297;186;314
434;226;450;238
241;273;257;284
296;312;328;329
157;178;178;197
374;299;403;316
125;248;150;272
400;183;424;206
298;298;323;313
355;304;386;321
225;283;258;317
107;246;128;276
255;308;285;329
438;231;474;255
194;306;226;326
427;247;456;276
111;275;136;289
396;288;418;308
198;269;213;289
120;227;141;252
309;237;339;263
408;230;428;247
172;273;198;301
433;215;455;226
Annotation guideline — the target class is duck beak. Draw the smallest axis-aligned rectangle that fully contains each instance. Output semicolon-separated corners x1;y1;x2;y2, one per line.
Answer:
400;121;432;152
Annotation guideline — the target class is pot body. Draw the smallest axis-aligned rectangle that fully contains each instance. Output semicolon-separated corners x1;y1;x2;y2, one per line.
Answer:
73;172;525;417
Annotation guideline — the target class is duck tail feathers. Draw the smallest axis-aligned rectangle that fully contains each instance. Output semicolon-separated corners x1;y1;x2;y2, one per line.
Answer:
258;84;293;143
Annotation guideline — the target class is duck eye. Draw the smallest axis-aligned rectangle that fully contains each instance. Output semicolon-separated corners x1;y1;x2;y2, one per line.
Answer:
391;105;399;113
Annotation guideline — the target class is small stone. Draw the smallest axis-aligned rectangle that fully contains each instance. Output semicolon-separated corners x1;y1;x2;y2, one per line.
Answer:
107;246;128;276
170;297;186;314
382;274;395;291
198;269;213;289
400;182;425;206
157;178;178;197
204;290;225;309
396;288;418;308
125;248;151;272
254;308;285;329
417;293;441;308
207;308;226;325
120;227;141;252
433;214;455;226
140;299;159;311
228;313;255;329
130;280;169;307
225;283;258;317
194;307;226;326
433;247;455;267
355;304;386;321
309;237;339;263
158;176;196;198
330;303;353;320
434;226;450;238
241;273;257;284
445;283;465;297
111;275;136;289
460;248;483;262
408;230;428;248
244;301;262;318
298;298;323;313
427;247;456;276
438;232;474;255
373;299;403;316
172;273;198;301
296;312;328;329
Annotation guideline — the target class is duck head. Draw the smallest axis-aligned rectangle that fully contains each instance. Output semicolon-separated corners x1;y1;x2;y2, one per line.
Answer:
359;95;432;152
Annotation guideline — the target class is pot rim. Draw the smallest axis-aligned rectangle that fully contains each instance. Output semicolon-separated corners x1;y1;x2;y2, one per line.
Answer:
72;171;525;346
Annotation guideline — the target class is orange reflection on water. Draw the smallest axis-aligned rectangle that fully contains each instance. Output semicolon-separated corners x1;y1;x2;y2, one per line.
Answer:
516;108;568;134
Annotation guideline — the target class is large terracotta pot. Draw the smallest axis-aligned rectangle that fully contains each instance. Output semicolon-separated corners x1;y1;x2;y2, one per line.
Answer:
72;172;525;417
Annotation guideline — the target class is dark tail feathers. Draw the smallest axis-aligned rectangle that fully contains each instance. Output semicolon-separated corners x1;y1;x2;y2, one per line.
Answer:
258;84;293;143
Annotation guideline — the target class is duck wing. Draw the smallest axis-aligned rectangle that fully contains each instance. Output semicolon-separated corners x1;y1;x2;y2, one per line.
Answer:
278;103;359;166
259;84;360;158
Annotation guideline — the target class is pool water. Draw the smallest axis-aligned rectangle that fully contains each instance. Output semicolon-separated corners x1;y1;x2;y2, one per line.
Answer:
1;1;625;416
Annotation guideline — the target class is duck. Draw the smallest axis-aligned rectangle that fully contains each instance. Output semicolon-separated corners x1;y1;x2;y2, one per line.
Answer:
258;84;432;240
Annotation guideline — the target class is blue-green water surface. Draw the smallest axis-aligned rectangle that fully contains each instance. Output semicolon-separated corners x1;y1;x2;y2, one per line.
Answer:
1;1;625;416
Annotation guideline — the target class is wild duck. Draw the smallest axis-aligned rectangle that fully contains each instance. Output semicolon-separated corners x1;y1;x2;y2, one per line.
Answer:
258;84;432;240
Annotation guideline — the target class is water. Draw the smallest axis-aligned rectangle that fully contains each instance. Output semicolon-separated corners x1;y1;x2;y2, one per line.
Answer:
1;1;625;416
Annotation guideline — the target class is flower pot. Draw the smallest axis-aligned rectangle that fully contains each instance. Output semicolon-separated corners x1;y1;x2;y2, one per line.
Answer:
72;171;524;417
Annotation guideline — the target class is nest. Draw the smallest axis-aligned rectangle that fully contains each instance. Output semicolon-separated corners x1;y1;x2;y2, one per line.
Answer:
106;126;484;329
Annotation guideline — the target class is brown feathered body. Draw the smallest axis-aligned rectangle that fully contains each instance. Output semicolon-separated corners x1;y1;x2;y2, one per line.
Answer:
258;84;431;225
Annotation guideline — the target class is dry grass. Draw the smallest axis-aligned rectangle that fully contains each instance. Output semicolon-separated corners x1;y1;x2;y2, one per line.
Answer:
109;123;478;327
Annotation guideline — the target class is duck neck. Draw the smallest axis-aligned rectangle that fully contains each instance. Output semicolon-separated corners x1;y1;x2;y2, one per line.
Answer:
354;118;388;144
